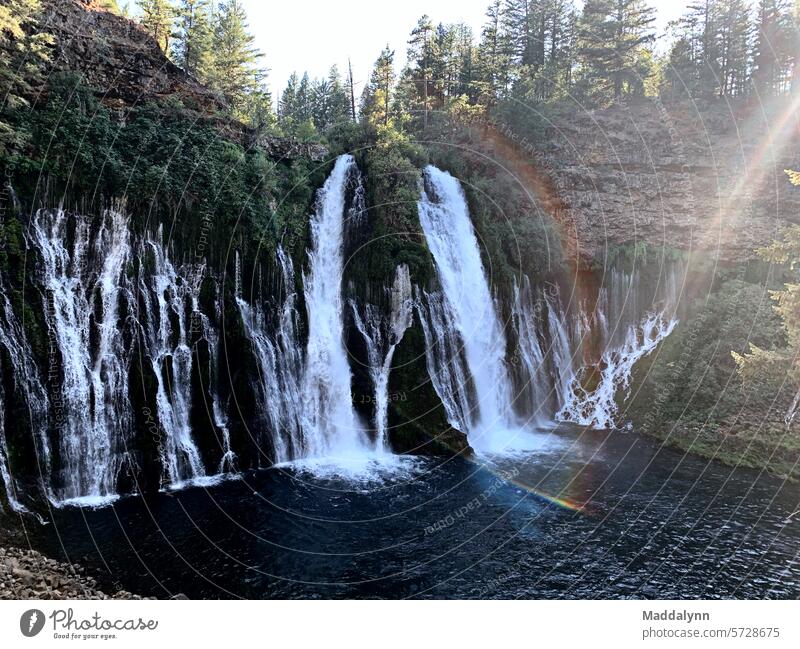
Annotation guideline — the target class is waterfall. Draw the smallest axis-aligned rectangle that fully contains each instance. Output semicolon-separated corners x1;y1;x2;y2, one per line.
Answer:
235;248;303;462
556;312;676;428
138;233;205;487
350;264;413;448
29;209;133;504
0;383;14;510
0;379;26;513
416;288;475;432
554;265;681;429
414;168;681;437
0;291;53;510
301;154;369;457
547;296;577;407
417;166;517;447
191;291;236;474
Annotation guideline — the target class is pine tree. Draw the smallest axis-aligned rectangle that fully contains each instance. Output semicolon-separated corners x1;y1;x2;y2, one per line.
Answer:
476;0;514;101
500;0;577;103
172;0;214;80
139;0;176;53
295;72;313;122
683;1;721;97
407;15;437;126
207;0;267;121
660;28;698;98
577;0;656;104
716;0;751;96
347;59;357;120
752;0;795;95
360;46;395;128
792;0;800;94
504;0;536;66
326;65;353;126
453;23;477;100
539;0;576;99
279;72;299;122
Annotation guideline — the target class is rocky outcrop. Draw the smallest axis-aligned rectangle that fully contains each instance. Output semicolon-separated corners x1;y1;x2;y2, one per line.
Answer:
481;97;800;264
40;0;223;113
36;0;329;163
534;97;800;262
0;547;146;600
257;136;330;163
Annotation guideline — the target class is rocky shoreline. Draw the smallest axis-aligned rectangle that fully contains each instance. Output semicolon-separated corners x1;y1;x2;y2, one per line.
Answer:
0;546;147;600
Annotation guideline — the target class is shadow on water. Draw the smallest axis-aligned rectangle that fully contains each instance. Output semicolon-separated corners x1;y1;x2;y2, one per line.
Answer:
28;425;800;599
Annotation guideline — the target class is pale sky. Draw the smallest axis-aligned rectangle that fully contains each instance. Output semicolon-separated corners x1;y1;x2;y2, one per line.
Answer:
240;0;691;101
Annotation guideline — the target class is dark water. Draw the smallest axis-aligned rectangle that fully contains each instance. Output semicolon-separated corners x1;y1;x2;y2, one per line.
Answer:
25;425;800;599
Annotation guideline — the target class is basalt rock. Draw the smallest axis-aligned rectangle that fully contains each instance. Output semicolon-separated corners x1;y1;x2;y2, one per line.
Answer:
530;97;800;263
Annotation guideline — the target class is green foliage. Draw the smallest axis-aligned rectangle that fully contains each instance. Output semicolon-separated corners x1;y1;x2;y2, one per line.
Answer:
278;67;352;137
207;0;270;124
576;0;656;105
138;0;176;52
475;0;514;102
357;130;432;285
5;73;317;265
0;0;52;155
146;0;273;129
360;46;396;129
632;278;786;429
172;0;214;79
737;183;800;397
752;0;796;95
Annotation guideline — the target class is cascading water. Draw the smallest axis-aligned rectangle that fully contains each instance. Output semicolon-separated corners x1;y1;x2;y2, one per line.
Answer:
301;154;369;458
0;290;53;510
510;277;552;422
416;288;475;433
138;233;206;486
30;209;133;504
235;248;304;462
191;288;236;474
554;265;682;429
0;379;14;510
350;264;413;448
417;166;519;450
556;312;676;428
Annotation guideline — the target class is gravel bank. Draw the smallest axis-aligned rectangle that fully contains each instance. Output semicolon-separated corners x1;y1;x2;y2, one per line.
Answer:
0;546;147;600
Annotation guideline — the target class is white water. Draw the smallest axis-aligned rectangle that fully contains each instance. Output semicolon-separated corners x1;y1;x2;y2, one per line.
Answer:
191;285;236;474
139;232;206;486
416;288;475;432
553;266;682;429
0;381;15;510
510;278;551;422
350;264;413;448
236;248;304;462
301;154;370;458
30;209;133;503
556;312;676;428
417;166;522;451
0;291;53;510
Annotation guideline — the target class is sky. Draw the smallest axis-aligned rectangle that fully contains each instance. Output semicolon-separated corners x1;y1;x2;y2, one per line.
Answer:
239;0;691;101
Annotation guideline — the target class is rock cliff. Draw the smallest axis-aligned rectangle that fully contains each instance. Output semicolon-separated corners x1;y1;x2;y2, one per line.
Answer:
531;97;800;263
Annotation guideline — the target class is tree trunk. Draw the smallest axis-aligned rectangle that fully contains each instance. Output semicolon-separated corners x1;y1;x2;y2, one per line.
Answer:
348;59;356;120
